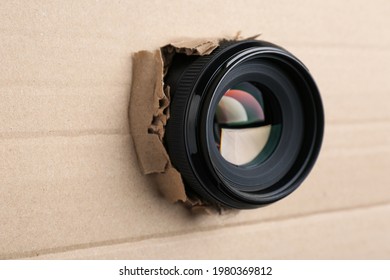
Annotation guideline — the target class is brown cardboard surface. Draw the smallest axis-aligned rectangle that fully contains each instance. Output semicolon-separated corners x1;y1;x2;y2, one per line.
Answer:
1;0;390;259
1;120;389;259
28;203;390;259
129;50;170;175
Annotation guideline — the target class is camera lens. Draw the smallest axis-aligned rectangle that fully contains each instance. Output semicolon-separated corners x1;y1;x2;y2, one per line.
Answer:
164;39;324;209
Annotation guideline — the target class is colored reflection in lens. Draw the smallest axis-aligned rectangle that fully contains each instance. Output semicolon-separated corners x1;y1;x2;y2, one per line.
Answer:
214;82;281;165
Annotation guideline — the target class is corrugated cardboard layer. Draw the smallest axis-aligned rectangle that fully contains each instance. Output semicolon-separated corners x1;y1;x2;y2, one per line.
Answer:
1;49;390;137
1;130;389;258
0;1;389;48
1;0;390;259
129;50;170;175
28;204;390;259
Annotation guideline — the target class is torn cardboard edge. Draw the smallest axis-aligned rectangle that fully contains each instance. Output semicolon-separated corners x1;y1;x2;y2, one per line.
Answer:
129;33;259;215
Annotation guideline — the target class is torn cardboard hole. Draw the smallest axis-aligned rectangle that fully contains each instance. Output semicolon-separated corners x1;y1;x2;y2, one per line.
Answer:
129;34;259;215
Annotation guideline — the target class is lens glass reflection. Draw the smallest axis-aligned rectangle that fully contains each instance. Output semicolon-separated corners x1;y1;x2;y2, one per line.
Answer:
214;82;282;165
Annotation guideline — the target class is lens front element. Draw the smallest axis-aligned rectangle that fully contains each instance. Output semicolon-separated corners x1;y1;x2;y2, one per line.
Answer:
214;82;282;166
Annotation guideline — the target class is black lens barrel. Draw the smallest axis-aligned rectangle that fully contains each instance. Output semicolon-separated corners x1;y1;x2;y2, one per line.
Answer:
164;40;324;209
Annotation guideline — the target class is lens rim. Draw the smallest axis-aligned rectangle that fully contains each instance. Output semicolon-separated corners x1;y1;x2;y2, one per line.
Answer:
164;40;324;209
